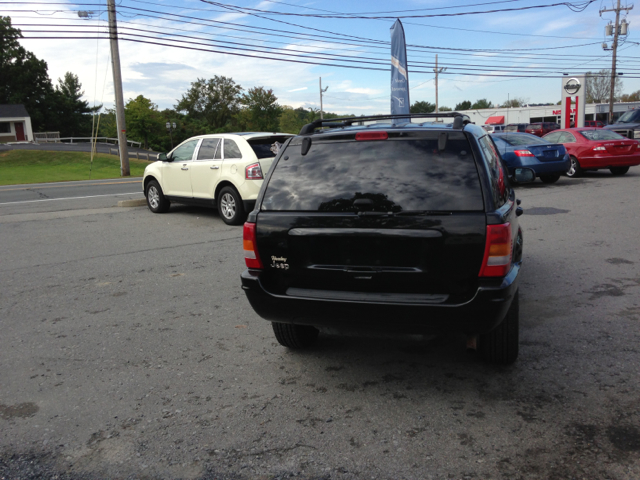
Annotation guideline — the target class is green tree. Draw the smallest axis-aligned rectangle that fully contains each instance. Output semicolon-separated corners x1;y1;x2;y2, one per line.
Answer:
278;106;305;134
621;90;640;102
125;95;164;150
53;72;97;137
96;108;116;139
471;98;494;109
175;76;242;132
0;16;54;131
500;97;528;108
410;100;435;113
238;87;282;132
455;100;472;110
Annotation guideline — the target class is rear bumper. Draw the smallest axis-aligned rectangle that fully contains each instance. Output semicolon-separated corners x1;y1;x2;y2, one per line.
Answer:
241;263;521;336
506;156;570;176
578;154;640;169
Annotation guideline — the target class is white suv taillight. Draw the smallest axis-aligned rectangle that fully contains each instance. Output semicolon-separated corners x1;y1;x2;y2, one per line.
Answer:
246;162;263;180
243;222;263;269
479;223;512;277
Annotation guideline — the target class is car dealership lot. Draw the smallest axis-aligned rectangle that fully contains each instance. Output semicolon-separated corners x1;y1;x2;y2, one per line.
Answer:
1;173;639;479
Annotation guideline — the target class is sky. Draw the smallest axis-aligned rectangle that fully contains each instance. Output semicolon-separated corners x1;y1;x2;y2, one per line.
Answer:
8;0;640;116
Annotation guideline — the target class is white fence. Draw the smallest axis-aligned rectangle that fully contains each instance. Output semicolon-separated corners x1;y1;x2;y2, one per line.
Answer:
34;132;141;148
109;148;157;161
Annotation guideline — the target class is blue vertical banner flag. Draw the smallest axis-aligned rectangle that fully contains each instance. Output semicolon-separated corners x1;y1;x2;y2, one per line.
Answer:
390;19;410;123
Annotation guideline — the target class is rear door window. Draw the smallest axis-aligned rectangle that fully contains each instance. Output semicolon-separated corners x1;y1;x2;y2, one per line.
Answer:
261;132;484;212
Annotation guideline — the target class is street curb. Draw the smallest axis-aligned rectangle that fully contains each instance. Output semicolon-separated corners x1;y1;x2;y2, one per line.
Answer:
118;199;147;207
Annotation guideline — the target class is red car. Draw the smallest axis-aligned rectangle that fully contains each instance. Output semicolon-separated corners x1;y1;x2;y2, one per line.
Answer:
585;120;605;128
542;128;640;177
525;122;560;137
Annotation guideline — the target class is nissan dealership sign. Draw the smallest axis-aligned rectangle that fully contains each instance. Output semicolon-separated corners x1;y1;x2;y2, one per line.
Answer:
563;78;582;96
561;74;586;128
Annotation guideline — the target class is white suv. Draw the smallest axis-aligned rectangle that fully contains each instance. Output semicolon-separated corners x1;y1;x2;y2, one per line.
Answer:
482;125;506;133
143;133;293;225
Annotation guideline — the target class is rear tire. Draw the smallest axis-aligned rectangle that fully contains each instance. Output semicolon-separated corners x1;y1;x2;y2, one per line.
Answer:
540;173;560;184
145;180;170;213
566;156;582;178
610;166;629;175
217;186;245;225
479;291;519;365
272;322;319;349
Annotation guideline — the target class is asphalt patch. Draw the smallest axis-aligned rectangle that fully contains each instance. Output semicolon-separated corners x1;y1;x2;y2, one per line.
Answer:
525;207;571;215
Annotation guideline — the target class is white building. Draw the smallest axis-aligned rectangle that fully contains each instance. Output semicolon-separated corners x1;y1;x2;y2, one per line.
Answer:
0;104;33;143
458;101;640;127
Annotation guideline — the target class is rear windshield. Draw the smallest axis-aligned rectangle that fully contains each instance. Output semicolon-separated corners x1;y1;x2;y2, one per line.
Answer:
495;133;548;145
261;132;484;212
617;110;640;124
247;136;293;159
505;125;522;132
527;124;542;130
579;130;624;141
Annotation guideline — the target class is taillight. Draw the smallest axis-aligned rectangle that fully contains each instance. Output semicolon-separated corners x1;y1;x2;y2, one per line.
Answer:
592;144;606;151
514;150;535;157
243;222;263;269
479;223;512;277
245;162;263;180
355;131;388;141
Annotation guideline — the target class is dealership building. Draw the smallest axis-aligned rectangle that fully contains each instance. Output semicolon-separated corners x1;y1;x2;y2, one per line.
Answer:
458;101;640;127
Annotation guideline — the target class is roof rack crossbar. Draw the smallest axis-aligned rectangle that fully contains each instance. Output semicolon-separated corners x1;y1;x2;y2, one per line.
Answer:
298;112;470;135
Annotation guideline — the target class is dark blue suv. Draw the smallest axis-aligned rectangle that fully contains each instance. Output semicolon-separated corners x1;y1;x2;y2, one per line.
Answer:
241;113;535;364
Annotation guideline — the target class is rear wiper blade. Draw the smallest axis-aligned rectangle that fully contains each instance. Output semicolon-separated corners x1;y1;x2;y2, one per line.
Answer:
393;210;452;216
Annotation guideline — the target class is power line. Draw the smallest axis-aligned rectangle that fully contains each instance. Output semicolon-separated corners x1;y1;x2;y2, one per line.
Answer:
199;0;597;19
19;33;640;78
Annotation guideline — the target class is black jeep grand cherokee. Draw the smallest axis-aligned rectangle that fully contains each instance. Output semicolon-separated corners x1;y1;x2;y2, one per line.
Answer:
241;113;533;365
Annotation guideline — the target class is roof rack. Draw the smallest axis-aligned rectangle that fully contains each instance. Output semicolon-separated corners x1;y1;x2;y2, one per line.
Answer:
298;112;471;135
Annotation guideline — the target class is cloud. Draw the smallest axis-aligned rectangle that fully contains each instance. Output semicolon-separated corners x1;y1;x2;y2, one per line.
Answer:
288;87;308;92
345;88;383;95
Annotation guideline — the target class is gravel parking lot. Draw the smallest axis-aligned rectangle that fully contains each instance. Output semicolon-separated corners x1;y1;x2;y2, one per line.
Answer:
1;172;639;479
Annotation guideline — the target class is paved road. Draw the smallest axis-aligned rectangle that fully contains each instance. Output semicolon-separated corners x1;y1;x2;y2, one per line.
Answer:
0;178;144;214
1;172;639;479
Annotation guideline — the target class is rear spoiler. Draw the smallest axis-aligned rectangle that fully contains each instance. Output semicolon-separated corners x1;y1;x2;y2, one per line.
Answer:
299;112;472;135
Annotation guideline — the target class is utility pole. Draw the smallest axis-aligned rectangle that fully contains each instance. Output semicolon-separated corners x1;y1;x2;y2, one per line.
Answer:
601;0;633;124
433;54;446;120
107;0;129;176
319;77;329;120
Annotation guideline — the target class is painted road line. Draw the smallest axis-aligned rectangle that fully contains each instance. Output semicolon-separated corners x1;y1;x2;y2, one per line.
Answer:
0;192;142;206
0;180;142;191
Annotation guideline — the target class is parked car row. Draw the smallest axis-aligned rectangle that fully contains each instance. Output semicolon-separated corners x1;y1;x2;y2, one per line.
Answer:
485;122;560;136
139;112;639;366
489;126;640;180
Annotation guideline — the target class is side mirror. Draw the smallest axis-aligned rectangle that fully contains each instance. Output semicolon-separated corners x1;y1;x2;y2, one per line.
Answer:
157;153;168;161
512;167;536;184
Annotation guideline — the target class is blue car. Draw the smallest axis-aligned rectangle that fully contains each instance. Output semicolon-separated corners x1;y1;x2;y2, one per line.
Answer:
491;133;570;184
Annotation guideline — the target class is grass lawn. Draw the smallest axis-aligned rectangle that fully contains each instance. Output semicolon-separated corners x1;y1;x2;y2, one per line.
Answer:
0;149;150;186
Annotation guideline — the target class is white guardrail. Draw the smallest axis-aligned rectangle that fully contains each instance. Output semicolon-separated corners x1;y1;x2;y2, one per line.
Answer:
109;148;156;160
34;132;142;148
